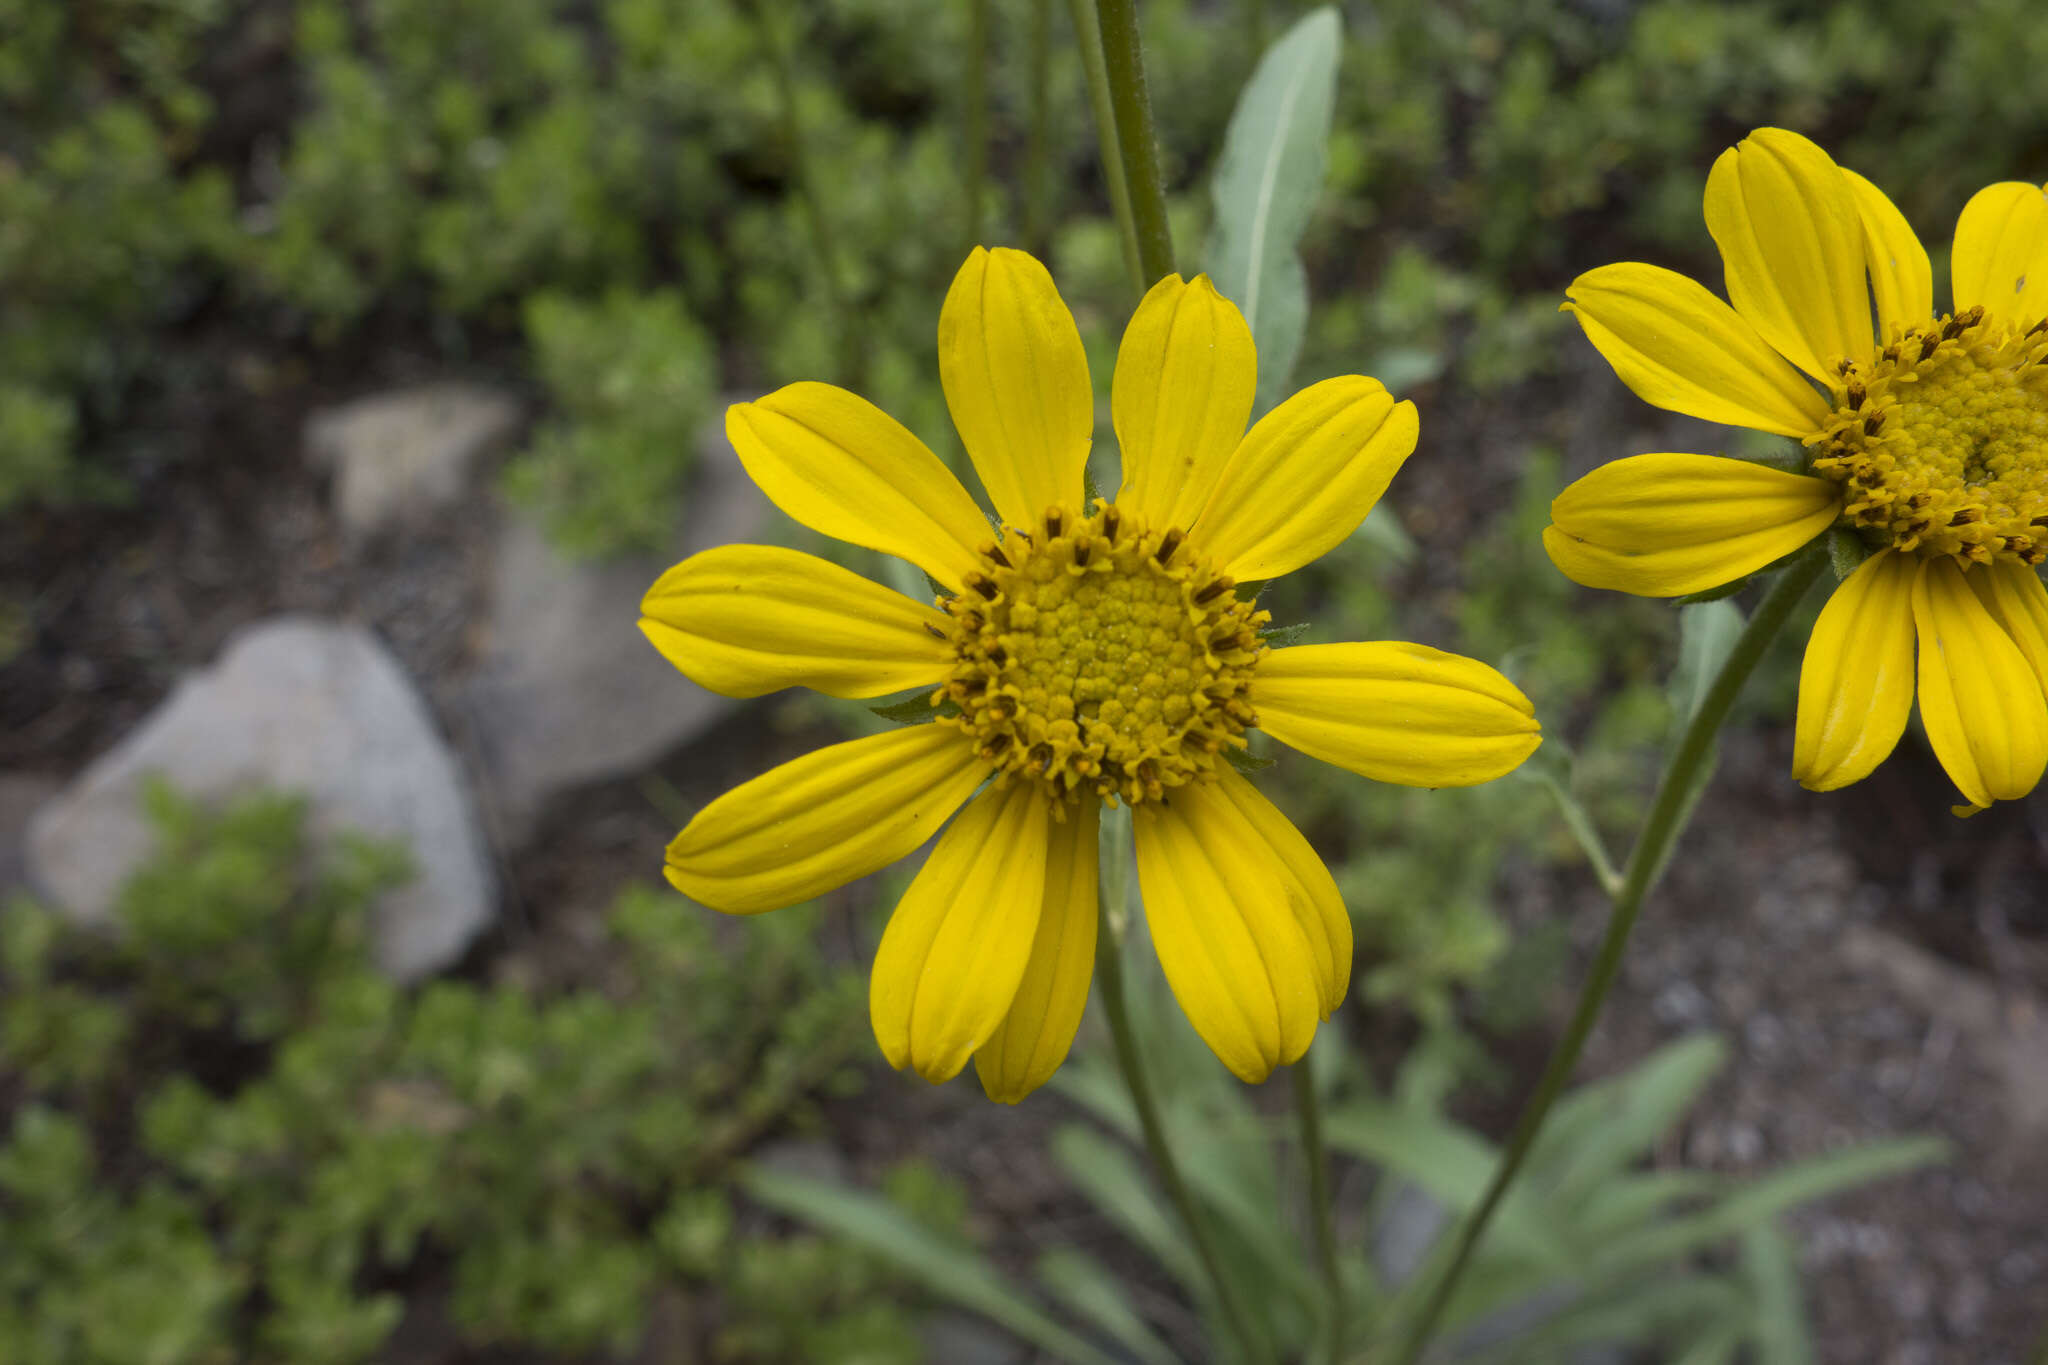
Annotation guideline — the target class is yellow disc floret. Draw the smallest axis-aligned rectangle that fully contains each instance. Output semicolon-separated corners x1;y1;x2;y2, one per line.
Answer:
1810;308;2048;567
933;501;1269;810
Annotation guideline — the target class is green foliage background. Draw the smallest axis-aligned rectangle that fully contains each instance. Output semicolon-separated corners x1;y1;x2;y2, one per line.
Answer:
4;0;2045;536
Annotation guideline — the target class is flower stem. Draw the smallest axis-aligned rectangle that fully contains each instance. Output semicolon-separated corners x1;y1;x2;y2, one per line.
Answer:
1066;0;1142;296
1096;902;1273;1365
1025;0;1054;257
1385;548;1827;1365
963;0;990;253
1292;1063;1344;1362
1094;0;1175;288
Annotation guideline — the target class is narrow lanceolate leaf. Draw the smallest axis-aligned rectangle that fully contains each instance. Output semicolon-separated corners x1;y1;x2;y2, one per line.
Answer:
1205;5;1343;416
739;1164;1128;1365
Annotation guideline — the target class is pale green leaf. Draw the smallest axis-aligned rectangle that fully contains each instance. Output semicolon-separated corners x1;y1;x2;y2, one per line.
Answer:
738;1164;1127;1365
1034;1249;1181;1365
1205;6;1343;414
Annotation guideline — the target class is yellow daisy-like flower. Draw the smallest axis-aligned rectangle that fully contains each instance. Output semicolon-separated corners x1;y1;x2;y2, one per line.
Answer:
1549;127;2048;814
642;248;1541;1100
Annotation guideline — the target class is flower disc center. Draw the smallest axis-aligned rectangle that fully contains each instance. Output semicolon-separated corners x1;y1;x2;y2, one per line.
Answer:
1811;307;2048;566
935;502;1268;807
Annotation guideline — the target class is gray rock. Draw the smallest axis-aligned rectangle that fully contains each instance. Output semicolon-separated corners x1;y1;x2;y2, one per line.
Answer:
25;616;494;981
460;403;769;841
306;383;522;541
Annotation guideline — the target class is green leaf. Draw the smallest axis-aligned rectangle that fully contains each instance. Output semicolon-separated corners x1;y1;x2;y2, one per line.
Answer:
1205;6;1343;415
1827;526;1874;582
1033;1250;1180;1365
1742;1222;1815;1365
1533;1034;1728;1206
1223;746;1275;774
1048;1125;1205;1292
1259;621;1312;647
1669;600;1745;731
737;1164;1128;1365
1321;1102;1559;1267
869;694;949;725
1585;1136;1946;1280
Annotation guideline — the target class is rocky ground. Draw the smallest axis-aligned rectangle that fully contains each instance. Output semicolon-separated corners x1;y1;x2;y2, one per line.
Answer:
3;353;2045;1364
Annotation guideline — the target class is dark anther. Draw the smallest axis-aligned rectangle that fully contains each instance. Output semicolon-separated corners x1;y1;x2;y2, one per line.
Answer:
957;676;987;694
986;543;1012;569
1863;411;1885;436
2032;514;2048;527
992;693;1019;717
1950;507;1983;526
1193;576;1234;605
1209;629;1245;653
2030;319;2047;338
924;622;948;639
968;572;999;599
1044;508;1064;539
1836;357;1855;376
1027;742;1054;775
960;610;985;634
1856;468;1885;487
1101;506;1121;543
1920;332;1942;361
1072;535;1093;567
983;733;1012;758
1155;528;1184;565
1846;379;1865;411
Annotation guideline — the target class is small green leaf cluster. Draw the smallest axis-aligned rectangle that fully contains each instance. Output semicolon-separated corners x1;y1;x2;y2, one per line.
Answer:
501;289;716;556
0;0;237;511
0;783;925;1364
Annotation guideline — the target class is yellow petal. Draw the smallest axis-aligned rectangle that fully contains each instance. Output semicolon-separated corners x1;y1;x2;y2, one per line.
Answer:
1703;128;1873;383
639;545;953;700
973;802;1099;1103
1950;181;2048;324
1251;642;1541;789
726;383;992;591
665;726;988;915
1968;562;2048;693
1112;274;1258;529
1913;556;2048;811
1189;376;1418;583
939;247;1095;530
1134;789;1323;1082
1544;453;1840;597
1792;549;1916;791
1206;769;1351;1013
1841;167;1932;336
1562;262;1829;438
870;782;1050;1084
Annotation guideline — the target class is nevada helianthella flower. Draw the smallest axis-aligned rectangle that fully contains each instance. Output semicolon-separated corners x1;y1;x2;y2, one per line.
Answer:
642;248;1540;1100
1549;127;2048;815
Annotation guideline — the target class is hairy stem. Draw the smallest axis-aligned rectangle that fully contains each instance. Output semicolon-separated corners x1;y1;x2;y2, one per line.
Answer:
1094;0;1175;287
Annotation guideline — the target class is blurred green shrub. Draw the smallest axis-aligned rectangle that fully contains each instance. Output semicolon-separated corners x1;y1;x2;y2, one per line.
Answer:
15;0;2045;533
503;288;716;556
0;783;932;1364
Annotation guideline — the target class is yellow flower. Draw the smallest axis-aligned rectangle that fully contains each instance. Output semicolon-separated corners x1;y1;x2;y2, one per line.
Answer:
642;248;1541;1100
1549;127;2048;815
